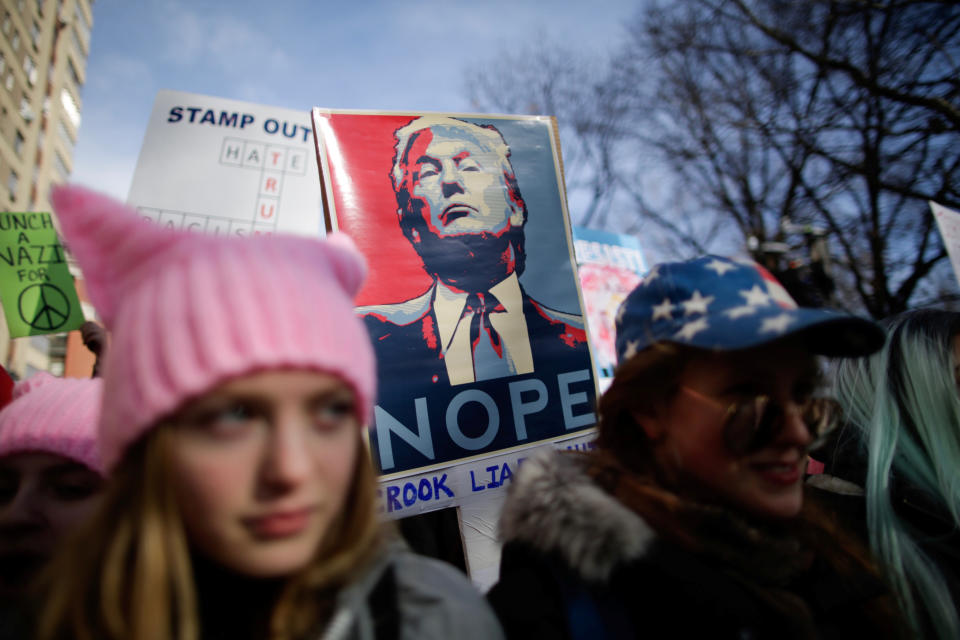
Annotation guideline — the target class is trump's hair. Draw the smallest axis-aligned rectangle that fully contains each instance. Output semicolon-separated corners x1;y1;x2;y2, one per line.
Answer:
390;116;527;227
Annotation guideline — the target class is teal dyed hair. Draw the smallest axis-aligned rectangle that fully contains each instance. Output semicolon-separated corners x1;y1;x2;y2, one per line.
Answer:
833;309;960;638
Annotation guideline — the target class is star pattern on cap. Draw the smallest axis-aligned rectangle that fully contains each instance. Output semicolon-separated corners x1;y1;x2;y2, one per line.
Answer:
651;298;674;321
622;339;641;360
674;317;709;341
705;259;736;276
724;305;758;319
682;290;715;316
740;285;772;307
759;313;795;334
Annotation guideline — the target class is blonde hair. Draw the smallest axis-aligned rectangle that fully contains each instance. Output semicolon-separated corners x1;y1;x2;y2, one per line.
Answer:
38;426;382;640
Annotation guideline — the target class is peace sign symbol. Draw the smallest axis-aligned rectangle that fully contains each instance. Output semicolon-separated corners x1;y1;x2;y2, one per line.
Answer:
18;283;71;332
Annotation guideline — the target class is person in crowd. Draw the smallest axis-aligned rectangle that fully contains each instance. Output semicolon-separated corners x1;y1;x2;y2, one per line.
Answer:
37;185;503;640
811;309;960;638
0;372;104;637
488;255;905;639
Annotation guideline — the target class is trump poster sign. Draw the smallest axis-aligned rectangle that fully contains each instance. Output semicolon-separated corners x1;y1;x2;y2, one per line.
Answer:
312;110;597;479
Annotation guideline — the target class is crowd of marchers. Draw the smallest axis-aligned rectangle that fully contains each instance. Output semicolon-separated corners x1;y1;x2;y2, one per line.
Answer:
1;185;959;640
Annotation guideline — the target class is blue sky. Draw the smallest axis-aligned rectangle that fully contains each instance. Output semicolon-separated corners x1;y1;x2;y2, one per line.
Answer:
72;0;639;201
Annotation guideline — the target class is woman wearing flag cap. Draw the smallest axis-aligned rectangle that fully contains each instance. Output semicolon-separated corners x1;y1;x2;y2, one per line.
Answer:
37;186;503;640
488;255;906;639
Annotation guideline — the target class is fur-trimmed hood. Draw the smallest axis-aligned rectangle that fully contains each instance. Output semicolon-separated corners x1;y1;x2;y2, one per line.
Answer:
498;448;656;583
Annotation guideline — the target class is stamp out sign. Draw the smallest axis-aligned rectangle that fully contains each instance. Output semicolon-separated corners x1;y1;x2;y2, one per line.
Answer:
0;212;84;337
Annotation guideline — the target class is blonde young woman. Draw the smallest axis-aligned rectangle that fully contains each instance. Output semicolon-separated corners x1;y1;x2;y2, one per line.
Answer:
38;186;503;640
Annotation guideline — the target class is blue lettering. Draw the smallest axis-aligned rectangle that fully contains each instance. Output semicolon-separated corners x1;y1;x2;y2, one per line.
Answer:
485;465;501;489
240;114;254;129
432;474;454;498
470;470;485;492
500;462;513;484
167;106;183;123
218;111;238;127
386;485;401;512
264;118;279;134
417;478;432;501
186;107;202;123
281;121;298;139
199;109;216;125
402;482;417;507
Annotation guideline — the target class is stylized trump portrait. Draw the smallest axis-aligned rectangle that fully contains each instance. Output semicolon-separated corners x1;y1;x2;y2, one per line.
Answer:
313;110;596;475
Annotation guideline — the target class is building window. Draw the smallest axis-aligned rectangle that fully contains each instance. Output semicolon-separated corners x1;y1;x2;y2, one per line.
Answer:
67;57;80;87
14;130;24;156
8;170;18;200
59;87;80;128
19;96;33;122
73;4;89;42
57;119;73;151
70;24;84;56
53;150;69;181
23;55;36;86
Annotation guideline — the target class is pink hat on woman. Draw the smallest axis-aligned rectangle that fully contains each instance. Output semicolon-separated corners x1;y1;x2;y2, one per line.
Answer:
50;185;375;471
0;372;103;474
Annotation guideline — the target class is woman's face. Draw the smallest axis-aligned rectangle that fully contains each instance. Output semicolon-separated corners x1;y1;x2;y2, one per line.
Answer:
641;341;817;520
166;370;359;578
0;453;103;596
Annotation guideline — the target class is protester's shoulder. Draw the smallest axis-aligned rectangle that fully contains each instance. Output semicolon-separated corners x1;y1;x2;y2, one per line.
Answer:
358;287;434;329
387;549;505;639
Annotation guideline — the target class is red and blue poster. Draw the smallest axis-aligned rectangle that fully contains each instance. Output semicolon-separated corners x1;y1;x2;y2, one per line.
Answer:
312;110;597;478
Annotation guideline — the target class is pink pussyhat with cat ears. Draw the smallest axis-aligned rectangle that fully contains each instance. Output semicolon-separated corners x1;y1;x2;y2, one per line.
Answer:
0;372;103;474
50;185;375;471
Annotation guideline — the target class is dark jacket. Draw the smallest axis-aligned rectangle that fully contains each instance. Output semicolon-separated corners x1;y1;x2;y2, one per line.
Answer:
488;449;903;640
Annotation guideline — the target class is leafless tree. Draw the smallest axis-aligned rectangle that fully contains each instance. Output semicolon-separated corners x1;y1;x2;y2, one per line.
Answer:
466;1;960;317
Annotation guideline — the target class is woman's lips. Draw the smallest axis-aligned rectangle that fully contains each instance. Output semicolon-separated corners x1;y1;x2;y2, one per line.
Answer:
750;460;802;486
243;508;314;539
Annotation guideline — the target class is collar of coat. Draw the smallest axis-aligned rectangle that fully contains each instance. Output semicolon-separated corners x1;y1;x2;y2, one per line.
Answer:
498;448;811;585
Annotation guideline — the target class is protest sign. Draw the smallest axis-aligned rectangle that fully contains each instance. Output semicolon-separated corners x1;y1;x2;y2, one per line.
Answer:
128;90;324;238
312;110;598;481
932;201;960;287
0;212;84;338
573;227;646;389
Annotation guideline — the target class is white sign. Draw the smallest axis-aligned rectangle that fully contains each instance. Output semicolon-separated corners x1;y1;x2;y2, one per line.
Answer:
931;201;960;287
128;90;323;238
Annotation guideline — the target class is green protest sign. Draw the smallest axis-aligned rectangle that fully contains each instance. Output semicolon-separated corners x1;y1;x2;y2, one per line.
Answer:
0;212;84;338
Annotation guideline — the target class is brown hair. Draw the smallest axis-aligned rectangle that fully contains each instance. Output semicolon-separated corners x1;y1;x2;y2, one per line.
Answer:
596;342;694;474
38;426;382;640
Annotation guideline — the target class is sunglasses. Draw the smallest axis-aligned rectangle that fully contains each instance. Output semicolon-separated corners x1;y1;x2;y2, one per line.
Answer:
679;386;838;455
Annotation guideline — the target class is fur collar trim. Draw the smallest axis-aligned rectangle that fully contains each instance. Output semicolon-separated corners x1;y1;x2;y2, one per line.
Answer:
498;449;656;583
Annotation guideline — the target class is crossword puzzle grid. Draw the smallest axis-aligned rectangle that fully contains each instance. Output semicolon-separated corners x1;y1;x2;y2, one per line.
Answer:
137;136;310;235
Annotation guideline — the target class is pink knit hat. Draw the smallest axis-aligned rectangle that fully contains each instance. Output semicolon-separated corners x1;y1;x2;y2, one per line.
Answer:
0;372;103;474
50;185;375;471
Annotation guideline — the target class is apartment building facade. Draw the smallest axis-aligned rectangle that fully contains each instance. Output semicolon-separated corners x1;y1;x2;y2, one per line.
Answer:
0;0;93;378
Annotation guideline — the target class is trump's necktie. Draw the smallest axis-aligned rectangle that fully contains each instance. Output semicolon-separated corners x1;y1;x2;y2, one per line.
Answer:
464;291;512;381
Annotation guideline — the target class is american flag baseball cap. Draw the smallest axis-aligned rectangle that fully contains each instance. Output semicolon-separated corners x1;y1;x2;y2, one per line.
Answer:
614;255;884;363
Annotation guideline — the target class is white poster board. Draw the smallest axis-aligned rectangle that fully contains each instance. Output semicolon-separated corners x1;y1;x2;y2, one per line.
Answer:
932;201;960;287
128;90;323;238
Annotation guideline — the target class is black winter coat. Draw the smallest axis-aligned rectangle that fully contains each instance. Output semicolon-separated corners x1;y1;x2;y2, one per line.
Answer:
488;450;904;640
